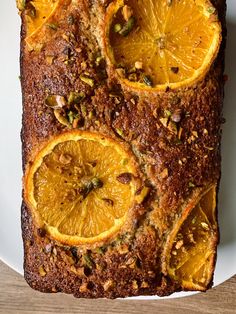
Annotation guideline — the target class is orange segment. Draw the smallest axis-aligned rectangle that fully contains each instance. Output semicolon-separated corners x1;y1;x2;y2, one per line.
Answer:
104;0;221;90
163;186;217;290
24;131;145;246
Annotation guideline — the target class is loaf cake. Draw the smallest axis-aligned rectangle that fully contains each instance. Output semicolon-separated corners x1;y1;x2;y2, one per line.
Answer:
17;0;226;298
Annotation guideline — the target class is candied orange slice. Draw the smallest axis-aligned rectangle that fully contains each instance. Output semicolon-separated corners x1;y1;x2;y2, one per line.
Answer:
163;186;218;290
24;131;145;246
104;0;221;90
20;0;70;50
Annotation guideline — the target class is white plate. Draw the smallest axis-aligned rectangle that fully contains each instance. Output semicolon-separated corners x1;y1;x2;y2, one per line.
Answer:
0;1;235;300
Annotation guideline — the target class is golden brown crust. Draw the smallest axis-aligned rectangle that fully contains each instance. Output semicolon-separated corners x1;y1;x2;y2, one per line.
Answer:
20;0;226;298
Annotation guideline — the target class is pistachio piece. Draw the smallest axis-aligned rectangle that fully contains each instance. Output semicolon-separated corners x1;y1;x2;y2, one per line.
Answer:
47;23;58;31
67;111;75;124
54;109;71;128
83;254;93;269
114;23;122;33
143;75;153;87
188;182;195;188
119;16;136;37
68;91;85;105
207;6;216;14
45;95;67;109
91;178;103;189
80;75;94;87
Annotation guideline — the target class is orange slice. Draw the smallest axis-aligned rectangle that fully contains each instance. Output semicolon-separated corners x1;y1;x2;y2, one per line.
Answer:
24;131;145;246
21;0;70;50
163;186;217;290
104;0;222;91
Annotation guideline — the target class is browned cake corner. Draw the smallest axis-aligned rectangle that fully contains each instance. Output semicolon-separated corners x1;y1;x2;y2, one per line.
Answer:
18;0;226;298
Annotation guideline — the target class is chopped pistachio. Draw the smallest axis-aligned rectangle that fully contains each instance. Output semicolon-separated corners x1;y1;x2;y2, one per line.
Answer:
143;75;153;87
83;254;93;268
88;110;95;119
54;109;71;128
81;104;87;117
91;177;103;189
192;131;198;138
68;91;85;105
119;16;136;36
67;111;75;124
45;95;66;109
114;23;122;33
95;56;104;67
67;15;74;24
80;75;94;87
116;128;124;138
121;158;129;166
207;6;216;14
160;117;168;127
188;182;195;188
164;109;171;117
168;121;178;134
95;247;106;255
47;23;58;31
